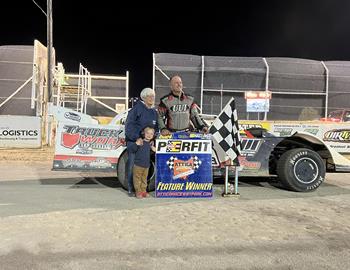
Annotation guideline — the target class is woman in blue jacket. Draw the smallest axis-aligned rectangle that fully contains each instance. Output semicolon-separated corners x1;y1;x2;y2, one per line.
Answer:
125;88;158;197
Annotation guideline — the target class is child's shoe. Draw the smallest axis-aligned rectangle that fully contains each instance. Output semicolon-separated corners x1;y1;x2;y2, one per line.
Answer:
142;192;150;198
136;192;143;199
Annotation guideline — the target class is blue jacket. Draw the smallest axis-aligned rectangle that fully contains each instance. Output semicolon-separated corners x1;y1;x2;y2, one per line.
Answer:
128;140;152;168
125;101;158;142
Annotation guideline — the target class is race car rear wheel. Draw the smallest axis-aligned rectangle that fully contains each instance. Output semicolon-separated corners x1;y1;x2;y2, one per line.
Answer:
117;150;156;191
277;148;325;192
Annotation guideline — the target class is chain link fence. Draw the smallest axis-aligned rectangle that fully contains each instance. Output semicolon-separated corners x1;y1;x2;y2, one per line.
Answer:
153;53;350;120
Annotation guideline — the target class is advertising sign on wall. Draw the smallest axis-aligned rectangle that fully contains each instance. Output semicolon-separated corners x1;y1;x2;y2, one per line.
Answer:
245;91;272;113
0;116;41;148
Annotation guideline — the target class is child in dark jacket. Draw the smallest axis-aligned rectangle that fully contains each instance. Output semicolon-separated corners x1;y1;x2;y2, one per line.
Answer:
129;126;156;198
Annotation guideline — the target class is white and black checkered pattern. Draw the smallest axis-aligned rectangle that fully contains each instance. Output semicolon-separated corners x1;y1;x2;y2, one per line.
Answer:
167;156;202;170
166;156;177;169
209;98;242;165
192;156;202;169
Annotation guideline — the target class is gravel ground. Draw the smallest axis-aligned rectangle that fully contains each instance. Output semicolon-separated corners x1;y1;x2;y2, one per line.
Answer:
0;151;349;270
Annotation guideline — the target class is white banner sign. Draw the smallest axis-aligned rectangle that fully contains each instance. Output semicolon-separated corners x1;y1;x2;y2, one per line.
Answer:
245;91;271;113
246;99;270;112
0;116;41;148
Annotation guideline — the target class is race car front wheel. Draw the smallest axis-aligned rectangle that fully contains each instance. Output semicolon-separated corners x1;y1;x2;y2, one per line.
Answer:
146;160;155;192
277;148;325;192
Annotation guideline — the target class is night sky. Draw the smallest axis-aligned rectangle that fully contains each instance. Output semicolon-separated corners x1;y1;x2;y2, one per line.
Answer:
3;0;350;96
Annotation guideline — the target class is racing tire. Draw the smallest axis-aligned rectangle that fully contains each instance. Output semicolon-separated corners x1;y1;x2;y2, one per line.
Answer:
276;148;325;192
147;160;156;192
117;150;156;191
117;150;128;190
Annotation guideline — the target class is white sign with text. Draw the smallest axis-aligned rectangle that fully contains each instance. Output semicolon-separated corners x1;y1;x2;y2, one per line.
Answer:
0;116;41;148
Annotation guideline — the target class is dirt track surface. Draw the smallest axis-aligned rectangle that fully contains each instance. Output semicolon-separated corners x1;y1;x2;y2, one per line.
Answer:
0;154;349;269
0;147;54;162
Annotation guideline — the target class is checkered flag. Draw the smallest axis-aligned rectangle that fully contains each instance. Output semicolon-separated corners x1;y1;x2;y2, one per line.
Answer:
209;98;242;165
166;156;177;169
192;156;202;169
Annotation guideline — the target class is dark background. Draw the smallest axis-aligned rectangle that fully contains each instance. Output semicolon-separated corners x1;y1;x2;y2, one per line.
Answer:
2;0;350;97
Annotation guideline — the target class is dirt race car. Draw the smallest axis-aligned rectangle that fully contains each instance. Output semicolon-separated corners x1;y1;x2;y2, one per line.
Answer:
52;107;350;193
320;109;350;123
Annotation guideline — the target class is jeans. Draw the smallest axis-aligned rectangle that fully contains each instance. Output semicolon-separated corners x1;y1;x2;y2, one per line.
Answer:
126;141;136;193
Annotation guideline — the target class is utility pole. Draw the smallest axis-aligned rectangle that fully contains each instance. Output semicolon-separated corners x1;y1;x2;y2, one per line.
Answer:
47;0;53;102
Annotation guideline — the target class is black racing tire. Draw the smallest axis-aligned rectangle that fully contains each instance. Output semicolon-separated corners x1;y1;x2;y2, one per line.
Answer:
276;148;325;192
117;150;156;191
117;150;128;190
147;160;156;192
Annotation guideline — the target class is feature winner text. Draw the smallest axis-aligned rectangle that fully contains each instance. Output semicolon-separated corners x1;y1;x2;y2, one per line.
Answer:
157;182;213;191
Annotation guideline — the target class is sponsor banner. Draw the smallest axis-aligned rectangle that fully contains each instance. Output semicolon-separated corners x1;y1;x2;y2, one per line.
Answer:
0;116;41;148
156;138;212;198
245;91;272;112
270;122;350;153
158;131;212;140
156;139;211;154
53;122;125;171
246;99;270;112
271;122;322;137
239;120;350;154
